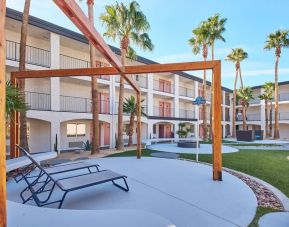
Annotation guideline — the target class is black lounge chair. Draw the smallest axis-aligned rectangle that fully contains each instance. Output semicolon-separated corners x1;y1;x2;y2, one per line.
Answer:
18;146;129;209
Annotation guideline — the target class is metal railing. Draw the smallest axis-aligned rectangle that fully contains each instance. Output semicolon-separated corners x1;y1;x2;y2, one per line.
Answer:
153;107;174;117
179;109;195;119
60;95;110;114
236;114;261;121
153;80;174;94
274;112;289;120
6;40;51;68
25;91;51;111
114;102;147;116
179;86;195;98
115;74;147;88
249;97;261;105
60;54;89;69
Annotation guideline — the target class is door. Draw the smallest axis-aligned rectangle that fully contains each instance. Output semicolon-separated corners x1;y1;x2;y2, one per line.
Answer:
159;124;164;138
102;93;110;114
103;123;110;146
98;93;102;113
164;102;171;117
159;102;164;117
164;124;171;138
159;79;165;92
164;80;171;93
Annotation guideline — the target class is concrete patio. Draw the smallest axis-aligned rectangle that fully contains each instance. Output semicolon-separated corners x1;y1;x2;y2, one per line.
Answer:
7;157;257;227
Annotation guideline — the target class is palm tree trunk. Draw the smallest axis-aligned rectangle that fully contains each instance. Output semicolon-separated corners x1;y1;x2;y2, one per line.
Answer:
269;100;273;137
202;48;208;142
239;67;244;88
19;0;31;153
209;42;215;140
265;99;269;137
242;106;246;130
128;113;135;146
274;55;280;139
232;67;239;138
87;0;100;155
117;46;127;150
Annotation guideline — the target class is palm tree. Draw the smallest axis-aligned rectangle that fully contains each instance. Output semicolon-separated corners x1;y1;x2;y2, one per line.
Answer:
264;82;275;137
226;48;248;138
100;1;153;150
85;0;100;155
189;21;210;141
19;0;31;152
123;96;145;146
206;14;227;139
264;29;289;139
6;81;26;122
237;87;253;130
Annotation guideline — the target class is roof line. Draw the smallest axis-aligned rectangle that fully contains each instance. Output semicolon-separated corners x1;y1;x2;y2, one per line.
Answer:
6;7;233;93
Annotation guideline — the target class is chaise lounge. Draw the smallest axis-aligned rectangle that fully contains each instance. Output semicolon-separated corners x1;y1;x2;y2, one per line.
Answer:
18;146;129;209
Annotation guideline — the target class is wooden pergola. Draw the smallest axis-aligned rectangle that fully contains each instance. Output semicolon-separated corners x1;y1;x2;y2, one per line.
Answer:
0;0;222;226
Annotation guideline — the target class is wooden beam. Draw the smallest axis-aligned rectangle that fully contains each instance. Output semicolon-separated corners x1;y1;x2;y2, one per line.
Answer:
12;61;217;78
52;0;122;72
0;1;7;226
136;91;142;159
212;62;222;181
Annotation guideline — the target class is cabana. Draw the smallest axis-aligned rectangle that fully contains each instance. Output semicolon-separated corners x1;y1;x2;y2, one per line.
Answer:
0;0;222;226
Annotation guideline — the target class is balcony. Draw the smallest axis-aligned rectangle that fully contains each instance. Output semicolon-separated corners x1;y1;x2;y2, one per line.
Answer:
153;80;174;94
153;107;174;118
274;112;289;120
279;93;289;102
249;97;261;105
60;95;110;114
25;91;51;111
179;86;195;98
115;74;147;88
237;114;261;121
179;109;195;119
114;102;147;116
60;54;89;69
6;40;51;68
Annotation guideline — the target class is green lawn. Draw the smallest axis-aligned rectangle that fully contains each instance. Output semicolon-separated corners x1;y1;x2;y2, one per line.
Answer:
107;148;289;197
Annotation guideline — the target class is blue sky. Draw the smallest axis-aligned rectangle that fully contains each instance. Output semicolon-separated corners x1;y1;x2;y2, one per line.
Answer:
7;0;289;89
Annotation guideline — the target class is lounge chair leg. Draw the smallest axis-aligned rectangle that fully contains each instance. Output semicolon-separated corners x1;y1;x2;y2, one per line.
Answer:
58;192;68;209
112;178;129;192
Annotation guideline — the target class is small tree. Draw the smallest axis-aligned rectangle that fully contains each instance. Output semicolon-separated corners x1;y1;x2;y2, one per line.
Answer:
237;87;253;130
259;82;274;138
176;123;192;138
123;96;146;146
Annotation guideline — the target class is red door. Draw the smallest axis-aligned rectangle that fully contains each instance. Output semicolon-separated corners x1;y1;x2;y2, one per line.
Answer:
103;123;110;146
159;125;164;138
98;93;102;113
164;80;171;93
165;124;171;138
159;79;165;92
102;93;110;114
159;102;164;117
164;102;171;117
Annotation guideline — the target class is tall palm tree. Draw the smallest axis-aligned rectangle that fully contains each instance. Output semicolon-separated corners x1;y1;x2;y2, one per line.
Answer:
123;96;145;146
237;86;253;130
189;21;210;141
206;14;227;139
226;48;248;137
100;1;153;150
19;0;31;153
85;0;100;155
264;29;289;139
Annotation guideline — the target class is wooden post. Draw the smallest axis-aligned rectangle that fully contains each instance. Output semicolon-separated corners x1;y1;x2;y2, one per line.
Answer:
0;1;7;226
136;91;142;159
212;61;222;181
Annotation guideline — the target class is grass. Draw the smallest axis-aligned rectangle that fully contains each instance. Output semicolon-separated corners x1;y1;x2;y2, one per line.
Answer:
248;207;279;227
107;148;289;197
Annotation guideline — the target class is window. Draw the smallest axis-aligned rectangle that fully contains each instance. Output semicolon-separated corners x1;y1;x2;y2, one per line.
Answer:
153;124;156;134
67;123;86;137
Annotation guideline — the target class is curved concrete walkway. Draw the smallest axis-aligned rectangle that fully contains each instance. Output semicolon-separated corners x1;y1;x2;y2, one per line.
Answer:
148;143;239;154
7;157;256;227
259;212;289;227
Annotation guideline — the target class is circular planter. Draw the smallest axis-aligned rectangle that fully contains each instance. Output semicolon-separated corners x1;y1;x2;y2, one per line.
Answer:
177;141;200;148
